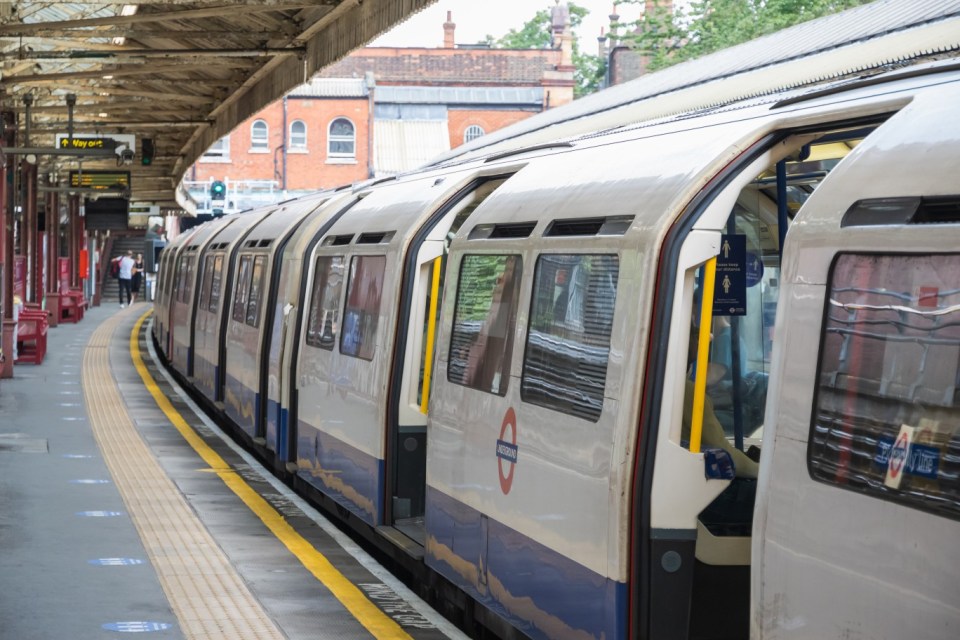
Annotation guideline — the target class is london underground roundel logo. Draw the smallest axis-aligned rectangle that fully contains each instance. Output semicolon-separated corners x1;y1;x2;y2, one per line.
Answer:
497;408;519;495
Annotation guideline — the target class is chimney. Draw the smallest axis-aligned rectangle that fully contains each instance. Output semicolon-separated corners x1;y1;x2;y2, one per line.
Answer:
443;11;455;48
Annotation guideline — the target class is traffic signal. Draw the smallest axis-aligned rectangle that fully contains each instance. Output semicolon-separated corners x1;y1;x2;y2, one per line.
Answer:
210;180;226;200
141;138;154;166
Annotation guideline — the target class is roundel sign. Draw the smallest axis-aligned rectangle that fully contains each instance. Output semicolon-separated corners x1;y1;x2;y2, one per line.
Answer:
497;407;519;495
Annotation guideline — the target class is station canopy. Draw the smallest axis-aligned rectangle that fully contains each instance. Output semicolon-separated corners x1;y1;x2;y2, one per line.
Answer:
0;1;433;212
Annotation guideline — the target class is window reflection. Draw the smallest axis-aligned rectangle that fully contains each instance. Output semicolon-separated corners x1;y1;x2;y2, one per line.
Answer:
811;253;960;520
306;256;345;350
340;255;386;360
521;254;619;421
448;255;522;396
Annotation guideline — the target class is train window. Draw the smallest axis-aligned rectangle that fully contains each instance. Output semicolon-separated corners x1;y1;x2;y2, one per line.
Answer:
810;253;960;521
245;255;266;328
177;255;196;304
208;255;224;312
447;254;523;396
198;254;216;312
305;256;345;350
232;255;252;323
521;254;619;422
340;255;386;361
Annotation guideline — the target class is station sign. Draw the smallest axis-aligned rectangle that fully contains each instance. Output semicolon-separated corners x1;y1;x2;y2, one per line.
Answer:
55;133;136;151
129;202;160;216
69;170;130;190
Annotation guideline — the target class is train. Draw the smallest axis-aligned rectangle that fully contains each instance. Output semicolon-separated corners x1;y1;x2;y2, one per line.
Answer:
152;4;960;639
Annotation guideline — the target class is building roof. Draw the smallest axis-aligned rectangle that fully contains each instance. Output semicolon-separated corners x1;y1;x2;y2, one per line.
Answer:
319;47;560;86
375;85;543;107
289;78;370;99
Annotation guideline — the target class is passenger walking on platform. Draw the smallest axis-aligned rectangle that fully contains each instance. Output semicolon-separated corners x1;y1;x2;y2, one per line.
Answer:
118;250;135;308
130;253;144;303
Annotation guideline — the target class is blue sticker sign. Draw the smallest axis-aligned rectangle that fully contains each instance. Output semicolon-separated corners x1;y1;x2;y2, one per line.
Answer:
875;437;939;479
713;235;747;316
102;621;172;632
89;558;145;566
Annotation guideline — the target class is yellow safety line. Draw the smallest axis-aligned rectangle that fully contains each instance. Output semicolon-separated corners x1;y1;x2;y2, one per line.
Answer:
130;310;413;640
690;257;717;454
419;257;443;414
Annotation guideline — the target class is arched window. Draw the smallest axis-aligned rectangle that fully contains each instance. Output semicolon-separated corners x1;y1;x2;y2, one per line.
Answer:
289;120;307;150
328;118;355;158
250;120;268;150
464;125;485;144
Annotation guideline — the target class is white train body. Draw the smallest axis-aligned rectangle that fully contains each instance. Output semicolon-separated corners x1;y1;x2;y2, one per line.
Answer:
152;6;960;637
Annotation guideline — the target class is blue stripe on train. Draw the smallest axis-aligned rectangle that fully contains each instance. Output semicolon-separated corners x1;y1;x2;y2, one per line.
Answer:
296;420;383;526
224;371;257;439
426;487;627;640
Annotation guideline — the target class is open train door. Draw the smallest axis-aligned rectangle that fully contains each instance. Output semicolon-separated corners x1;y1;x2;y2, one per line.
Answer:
627;101;917;638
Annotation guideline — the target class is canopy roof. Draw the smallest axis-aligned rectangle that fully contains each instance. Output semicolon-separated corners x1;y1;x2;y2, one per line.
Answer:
0;0;433;211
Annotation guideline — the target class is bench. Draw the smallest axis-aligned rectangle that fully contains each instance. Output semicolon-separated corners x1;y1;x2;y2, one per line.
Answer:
16;309;48;364
60;290;88;323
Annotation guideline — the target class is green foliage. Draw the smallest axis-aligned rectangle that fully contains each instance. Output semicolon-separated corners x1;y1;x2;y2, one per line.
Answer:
613;0;874;71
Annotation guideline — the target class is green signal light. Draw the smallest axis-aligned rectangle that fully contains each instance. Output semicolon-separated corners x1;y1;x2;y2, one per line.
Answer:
210;180;226;199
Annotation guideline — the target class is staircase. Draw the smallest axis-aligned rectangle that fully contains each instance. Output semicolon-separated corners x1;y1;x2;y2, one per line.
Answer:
102;235;146;304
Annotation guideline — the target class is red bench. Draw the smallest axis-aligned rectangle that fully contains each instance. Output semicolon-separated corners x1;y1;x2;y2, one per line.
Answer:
16;309;48;364
60;290;88;323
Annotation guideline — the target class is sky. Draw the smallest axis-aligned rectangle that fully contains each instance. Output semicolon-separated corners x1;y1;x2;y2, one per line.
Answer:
370;1;642;53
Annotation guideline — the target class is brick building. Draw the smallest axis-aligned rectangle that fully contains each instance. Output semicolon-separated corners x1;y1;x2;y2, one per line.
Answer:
187;8;575;214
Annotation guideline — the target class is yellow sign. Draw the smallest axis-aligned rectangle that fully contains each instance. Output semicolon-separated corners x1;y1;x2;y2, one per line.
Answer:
60;138;106;150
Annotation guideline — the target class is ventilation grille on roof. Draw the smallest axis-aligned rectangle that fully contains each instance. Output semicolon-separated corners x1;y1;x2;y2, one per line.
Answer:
841;196;960;227
469;222;536;240
322;234;354;246
545;215;634;237
357;231;395;244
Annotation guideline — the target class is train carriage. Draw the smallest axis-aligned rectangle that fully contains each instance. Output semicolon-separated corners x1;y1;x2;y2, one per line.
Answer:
219;193;333;439
193;206;276;403
753;80;960;640
151;8;960;638
293;168;517;531
168;215;237;379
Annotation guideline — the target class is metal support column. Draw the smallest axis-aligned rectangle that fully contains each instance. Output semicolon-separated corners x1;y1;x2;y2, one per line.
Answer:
45;189;60;326
0;112;14;379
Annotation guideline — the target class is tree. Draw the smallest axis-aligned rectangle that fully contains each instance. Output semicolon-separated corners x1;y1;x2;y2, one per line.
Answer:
612;0;874;71
486;3;606;98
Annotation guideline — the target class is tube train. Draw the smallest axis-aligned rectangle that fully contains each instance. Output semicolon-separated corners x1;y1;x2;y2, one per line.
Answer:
152;6;960;640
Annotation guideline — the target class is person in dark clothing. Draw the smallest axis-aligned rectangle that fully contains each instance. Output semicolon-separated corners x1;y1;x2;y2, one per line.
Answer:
130;253;144;303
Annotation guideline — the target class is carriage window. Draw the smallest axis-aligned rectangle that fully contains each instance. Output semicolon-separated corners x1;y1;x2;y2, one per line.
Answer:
232;255;252;323
199;254;216;311
448;255;522;396
177;255;196;304
245;255;266;327
810;253;960;521
521;254;619;422
340;255;386;360
306;256;345;350
208;255;224;312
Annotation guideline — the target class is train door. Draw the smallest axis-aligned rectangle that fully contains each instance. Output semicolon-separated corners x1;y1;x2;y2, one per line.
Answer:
386;175;514;543
635;122;886;639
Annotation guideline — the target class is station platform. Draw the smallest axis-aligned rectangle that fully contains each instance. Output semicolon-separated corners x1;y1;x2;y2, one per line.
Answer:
0;301;466;640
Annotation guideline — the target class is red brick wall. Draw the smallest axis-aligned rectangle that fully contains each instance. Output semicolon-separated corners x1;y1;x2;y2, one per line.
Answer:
191;97;371;190
447;110;538;149
320;47;561;87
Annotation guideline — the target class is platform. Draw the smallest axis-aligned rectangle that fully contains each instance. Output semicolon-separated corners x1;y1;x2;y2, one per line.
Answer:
0;302;465;640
